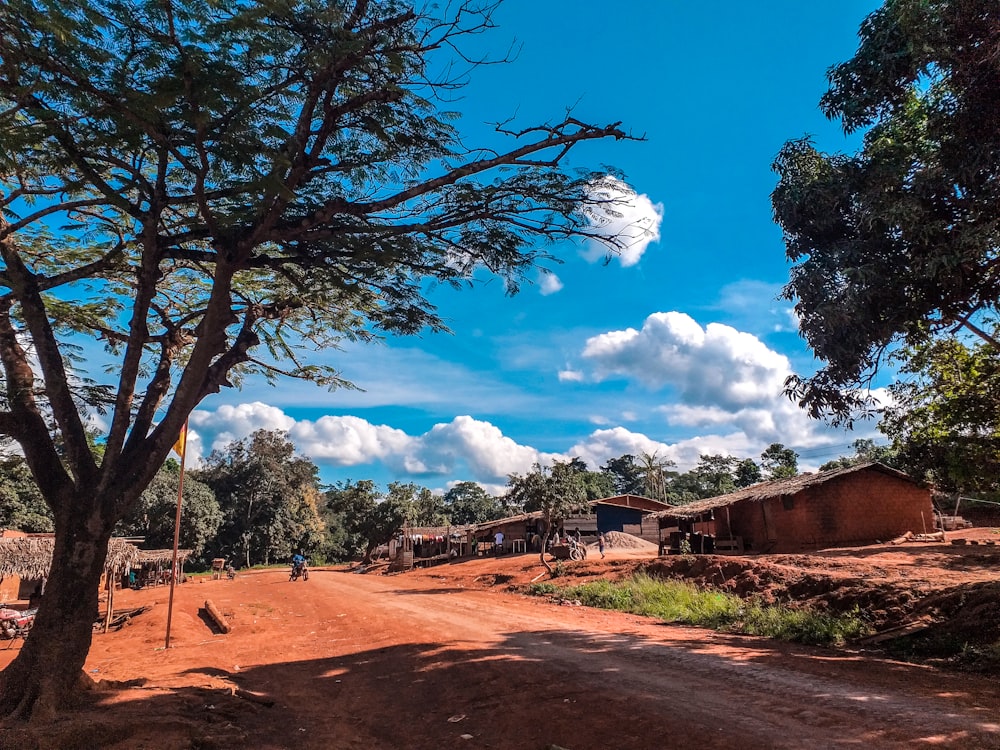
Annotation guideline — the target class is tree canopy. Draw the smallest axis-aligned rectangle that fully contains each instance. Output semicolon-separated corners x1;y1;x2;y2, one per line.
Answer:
195;430;324;567
880;334;1000;493
0;0;634;717
771;0;1000;423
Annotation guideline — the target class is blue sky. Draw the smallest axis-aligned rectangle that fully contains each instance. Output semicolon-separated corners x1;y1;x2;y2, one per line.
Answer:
183;1;886;493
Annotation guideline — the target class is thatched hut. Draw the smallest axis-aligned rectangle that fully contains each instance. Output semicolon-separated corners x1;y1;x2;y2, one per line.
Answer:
0;535;141;602
132;548;192;587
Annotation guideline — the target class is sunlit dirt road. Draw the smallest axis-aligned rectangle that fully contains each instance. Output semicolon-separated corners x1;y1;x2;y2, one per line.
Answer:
4;553;1000;749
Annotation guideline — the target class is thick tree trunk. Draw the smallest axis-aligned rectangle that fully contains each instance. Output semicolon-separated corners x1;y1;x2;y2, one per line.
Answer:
0;520;110;721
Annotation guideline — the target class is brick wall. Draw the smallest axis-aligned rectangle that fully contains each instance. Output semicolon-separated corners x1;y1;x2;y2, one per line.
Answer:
726;470;933;553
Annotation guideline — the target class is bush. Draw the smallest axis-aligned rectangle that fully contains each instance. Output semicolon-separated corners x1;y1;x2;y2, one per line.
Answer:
537;573;871;646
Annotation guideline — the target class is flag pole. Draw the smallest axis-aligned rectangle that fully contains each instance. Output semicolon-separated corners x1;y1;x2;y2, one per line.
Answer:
164;421;188;649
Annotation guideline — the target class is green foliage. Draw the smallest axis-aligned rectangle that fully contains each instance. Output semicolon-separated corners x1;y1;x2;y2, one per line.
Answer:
325;479;409;563
880;335;1000;492
772;0;1000;424
115;465;221;559
194;430;324;567
507;460;587;532
443;482;506;525
759;443;798;480
734;458;762;488
0;458;53;533
600;454;644;496
539;574;871;646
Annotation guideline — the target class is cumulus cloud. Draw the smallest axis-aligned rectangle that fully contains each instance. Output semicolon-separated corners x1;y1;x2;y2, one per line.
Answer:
538;271;564;296
580;176;663;267
187;406;558;484
568;427;677;469
582;311;790;409
571;311;888;458
190;402;294;452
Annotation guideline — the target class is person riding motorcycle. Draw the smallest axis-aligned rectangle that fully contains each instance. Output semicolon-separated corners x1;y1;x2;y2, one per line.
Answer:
290;552;308;580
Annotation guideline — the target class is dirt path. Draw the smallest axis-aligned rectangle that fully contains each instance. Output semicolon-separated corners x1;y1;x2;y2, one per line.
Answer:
5;556;995;750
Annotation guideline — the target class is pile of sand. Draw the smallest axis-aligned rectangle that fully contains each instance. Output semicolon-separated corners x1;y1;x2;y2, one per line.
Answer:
597;531;659;550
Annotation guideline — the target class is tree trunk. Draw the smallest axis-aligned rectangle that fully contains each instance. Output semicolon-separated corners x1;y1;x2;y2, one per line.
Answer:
0;519;110;720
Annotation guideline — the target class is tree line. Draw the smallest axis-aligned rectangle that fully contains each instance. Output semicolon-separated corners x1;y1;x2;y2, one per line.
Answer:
0;430;807;569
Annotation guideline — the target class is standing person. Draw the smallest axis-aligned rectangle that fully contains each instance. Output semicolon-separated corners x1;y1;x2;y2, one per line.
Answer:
494;529;504;555
573;527;582;545
598;532;606;559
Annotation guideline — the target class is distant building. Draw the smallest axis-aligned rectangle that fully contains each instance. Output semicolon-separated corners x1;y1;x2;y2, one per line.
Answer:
650;462;933;555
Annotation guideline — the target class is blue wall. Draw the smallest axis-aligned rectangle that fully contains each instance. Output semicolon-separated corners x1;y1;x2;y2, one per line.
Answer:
595;505;647;533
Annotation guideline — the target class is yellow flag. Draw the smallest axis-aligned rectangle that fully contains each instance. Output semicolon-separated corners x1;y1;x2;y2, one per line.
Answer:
172;423;187;457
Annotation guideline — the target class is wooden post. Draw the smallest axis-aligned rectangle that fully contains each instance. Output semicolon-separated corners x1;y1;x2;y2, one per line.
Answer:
165;421;188;649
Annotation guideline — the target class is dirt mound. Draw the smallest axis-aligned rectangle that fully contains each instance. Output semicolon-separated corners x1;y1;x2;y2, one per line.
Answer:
637;555;932;632
599;531;658;550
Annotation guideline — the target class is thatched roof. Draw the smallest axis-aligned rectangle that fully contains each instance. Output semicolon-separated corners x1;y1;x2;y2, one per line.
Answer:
135;548;193;565
649;462;921;520
0;536;141;580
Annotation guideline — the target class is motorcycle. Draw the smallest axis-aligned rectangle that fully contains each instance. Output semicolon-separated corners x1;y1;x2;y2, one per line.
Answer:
0;607;36;640
289;561;309;581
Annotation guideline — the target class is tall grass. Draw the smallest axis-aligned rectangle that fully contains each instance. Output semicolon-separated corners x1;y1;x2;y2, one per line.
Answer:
528;573;870;646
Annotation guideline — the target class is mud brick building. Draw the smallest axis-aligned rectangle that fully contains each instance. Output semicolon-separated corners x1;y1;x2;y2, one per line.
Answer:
651;462;934;555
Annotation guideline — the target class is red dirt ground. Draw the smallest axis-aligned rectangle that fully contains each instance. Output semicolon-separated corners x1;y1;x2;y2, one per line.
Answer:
2;529;1000;749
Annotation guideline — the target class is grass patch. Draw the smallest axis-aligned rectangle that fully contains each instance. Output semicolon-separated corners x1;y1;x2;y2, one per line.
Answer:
528;573;870;646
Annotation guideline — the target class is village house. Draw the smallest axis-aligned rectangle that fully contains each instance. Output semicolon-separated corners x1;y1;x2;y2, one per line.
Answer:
650;462;934;555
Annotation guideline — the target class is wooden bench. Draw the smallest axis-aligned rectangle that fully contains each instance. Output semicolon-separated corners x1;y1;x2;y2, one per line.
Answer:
714;536;744;554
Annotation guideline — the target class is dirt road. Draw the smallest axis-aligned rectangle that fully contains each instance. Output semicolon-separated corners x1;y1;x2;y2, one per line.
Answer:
4;551;1000;749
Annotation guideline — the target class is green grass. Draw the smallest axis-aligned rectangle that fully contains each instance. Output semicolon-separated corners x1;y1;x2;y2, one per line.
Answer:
528;573;871;646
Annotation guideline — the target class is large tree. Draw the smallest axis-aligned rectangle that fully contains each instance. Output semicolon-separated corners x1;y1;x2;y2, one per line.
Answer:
759;443;799;481
0;0;632;716
506;460;587;572
443;481;503;525
880;334;1000;494
196;430;324;567
114;463;221;559
771;0;1000;424
0;456;53;533
326;479;408;564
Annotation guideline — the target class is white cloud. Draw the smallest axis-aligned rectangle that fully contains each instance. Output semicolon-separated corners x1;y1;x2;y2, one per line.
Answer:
538;271;564;296
558;368;585;382
190;402;294;452
568;427;677;470
582;311;790;409
580;176;663;267
289;416;412;465
188;407;558;484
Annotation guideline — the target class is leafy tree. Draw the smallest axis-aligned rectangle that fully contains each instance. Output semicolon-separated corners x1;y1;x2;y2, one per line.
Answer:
443;481;503;525
565;456;615;501
506;461;586;572
601;454;644;496
114;465;221;560
880;335;1000;493
819;439;897;471
0;457;52;533
0;0;632;715
195;431;324;568
693;454;739;496
771;0;1000;424
326;479;407;564
388;482;445;527
665;454;740;502
637;451;676;503
734;458;762;488
760;443;799;481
